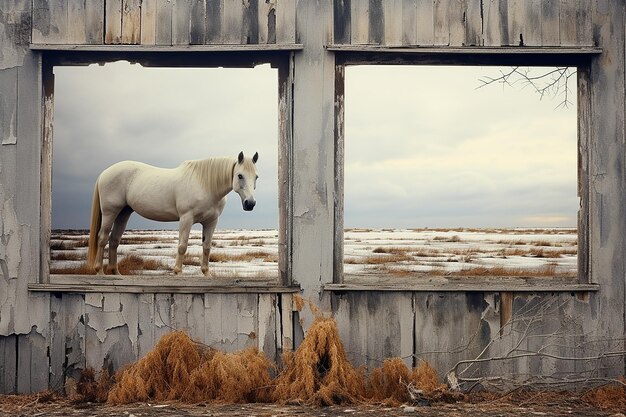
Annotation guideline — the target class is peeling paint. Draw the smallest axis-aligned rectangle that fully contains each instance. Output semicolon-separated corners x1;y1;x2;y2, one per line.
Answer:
86;311;126;343
0;196;21;278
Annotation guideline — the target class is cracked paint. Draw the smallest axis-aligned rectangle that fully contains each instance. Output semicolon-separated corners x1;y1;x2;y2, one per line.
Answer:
86;311;126;343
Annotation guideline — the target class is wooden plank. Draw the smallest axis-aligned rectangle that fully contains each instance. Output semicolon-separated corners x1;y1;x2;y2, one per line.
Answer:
204;293;223;349
17;331;48;393
324;280;599;292
559;0;577;46
577;66;590;283
401;0;414;45
575;0;592;46
155;0;173;45
280;293;293;352
334;0;351;44
187;294;206;343
0;335;17;393
104;0;122;44
350;0;369;44
121;0;141;44
172;293;192;332
119;293;139;359
221;294;238;351
275;0;295;43
507;0;541;46
30;43;303;52
257;294;276;360
482;0;501;46
137;293;155;359
465;0;482;46
383;0;403;46
222;0;243;44
324;44;602;54
190;0;206;44
236;294;258;350
32;0;67;44
85;0;104;44
205;0;223;43
433;0;450;46
66;0;86;44
243;0;259;44
172;0;191;45
0;67;18;146
541;0;559;46
140;0;157;44
414;0;433;46
448;0;466;46
153;294;172;344
368;0;383;45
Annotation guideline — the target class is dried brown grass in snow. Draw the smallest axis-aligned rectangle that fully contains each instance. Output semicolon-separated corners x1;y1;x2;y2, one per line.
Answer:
72;367;113;403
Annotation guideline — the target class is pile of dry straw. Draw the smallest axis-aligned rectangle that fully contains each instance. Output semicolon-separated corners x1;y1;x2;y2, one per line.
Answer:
76;313;446;406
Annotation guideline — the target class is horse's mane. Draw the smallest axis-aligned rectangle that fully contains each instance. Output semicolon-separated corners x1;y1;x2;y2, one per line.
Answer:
181;157;236;195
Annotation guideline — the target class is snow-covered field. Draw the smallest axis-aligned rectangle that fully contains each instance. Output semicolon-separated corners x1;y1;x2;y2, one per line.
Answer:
50;228;577;278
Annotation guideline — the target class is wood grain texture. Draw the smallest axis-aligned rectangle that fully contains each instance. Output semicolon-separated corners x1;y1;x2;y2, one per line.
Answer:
66;0;86;44
414;0;433;45
190;0;206;44
155;0;173;45
32;0;67;44
205;0;223;43
121;0;141;44
368;0;383;45
350;0;369;44
104;0;122;44
433;0;450;45
334;0;351;44
482;0;501;46
140;0;157;44
275;0;296;43
85;0;104;44
541;0;559;46
382;0;403;45
222;0;243;44
172;0;191;45
465;0;482;46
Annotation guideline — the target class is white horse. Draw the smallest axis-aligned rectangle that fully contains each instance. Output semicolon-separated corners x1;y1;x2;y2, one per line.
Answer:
87;151;258;276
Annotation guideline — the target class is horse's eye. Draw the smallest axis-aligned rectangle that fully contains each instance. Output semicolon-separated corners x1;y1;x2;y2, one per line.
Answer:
238;174;243;180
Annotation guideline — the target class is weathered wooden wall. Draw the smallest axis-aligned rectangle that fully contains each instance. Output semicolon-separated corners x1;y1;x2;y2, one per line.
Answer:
0;0;625;394
332;0;594;47
31;0;296;45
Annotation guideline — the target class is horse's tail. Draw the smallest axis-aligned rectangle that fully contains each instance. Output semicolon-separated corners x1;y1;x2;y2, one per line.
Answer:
87;180;102;268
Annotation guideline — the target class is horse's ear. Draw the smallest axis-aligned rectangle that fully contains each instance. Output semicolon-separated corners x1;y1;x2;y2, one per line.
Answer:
238;151;244;164
252;152;258;164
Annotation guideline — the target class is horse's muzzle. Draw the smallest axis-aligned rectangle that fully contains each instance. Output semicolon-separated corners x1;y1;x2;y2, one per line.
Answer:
243;199;256;211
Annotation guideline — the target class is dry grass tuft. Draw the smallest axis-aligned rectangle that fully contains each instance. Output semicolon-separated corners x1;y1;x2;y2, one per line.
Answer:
72;367;113;403
209;251;278;263
582;380;626;411
50;262;95;275
183;348;274;403
117;254;169;274
107;331;273;405
272;316;367;406
368;359;447;406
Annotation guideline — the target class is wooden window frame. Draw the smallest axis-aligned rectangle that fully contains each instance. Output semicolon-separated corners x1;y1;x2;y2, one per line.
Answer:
330;48;599;292
33;47;298;293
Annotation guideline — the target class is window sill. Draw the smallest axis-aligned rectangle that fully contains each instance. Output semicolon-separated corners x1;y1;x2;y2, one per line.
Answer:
30;274;300;294
326;275;598;292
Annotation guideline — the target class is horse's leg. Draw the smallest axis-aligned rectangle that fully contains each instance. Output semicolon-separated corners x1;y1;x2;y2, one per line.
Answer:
201;219;218;277
108;206;133;275
174;213;193;275
94;212;117;275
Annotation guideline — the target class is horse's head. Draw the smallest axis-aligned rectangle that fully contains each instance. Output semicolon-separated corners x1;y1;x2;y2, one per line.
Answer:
233;151;259;211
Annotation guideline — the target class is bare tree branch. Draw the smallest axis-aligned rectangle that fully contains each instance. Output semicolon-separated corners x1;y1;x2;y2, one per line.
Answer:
478;66;576;109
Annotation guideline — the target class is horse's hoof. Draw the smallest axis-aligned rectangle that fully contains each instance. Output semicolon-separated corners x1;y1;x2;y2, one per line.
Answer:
203;271;212;278
110;269;120;275
173;268;182;275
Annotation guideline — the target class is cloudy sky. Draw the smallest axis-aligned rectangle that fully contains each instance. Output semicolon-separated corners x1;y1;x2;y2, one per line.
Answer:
52;62;577;230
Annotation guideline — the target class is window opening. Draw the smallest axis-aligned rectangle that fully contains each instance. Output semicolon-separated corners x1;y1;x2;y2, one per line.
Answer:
50;61;280;279
342;65;578;280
